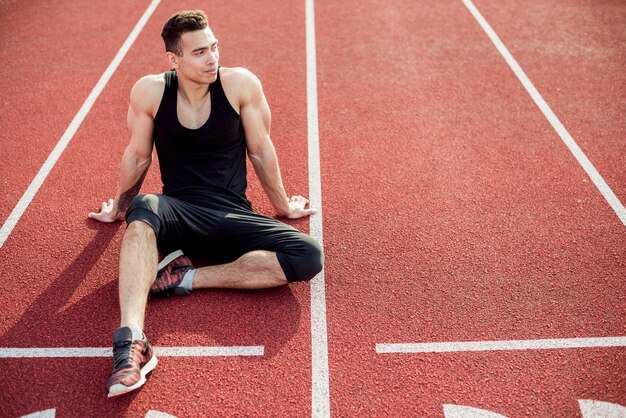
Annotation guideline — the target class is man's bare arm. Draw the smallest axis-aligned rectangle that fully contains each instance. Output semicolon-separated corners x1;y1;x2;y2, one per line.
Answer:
238;69;316;219
88;76;161;223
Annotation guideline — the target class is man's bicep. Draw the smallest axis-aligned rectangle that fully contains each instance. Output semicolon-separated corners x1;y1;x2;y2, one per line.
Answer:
241;78;272;155
126;81;157;159
127;108;154;159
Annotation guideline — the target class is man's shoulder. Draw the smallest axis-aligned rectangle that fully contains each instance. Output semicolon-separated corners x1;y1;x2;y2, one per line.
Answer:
130;73;167;113
220;67;261;89
132;73;166;97
220;67;262;104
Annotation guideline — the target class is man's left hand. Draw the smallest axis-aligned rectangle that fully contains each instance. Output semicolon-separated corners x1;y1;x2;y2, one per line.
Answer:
285;196;317;219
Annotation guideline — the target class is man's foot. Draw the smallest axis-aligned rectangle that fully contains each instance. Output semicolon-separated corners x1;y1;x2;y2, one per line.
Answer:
107;327;157;398
150;250;195;297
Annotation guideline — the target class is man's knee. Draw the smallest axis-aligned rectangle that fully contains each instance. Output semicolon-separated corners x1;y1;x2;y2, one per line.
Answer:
125;194;161;238
125;219;156;239
128;194;159;214
285;234;324;283
304;236;324;279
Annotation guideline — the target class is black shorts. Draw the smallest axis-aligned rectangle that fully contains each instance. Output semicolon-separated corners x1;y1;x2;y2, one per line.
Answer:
125;194;323;283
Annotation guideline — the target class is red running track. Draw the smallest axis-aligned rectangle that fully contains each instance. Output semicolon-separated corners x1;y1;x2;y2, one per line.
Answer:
315;0;625;415
472;0;626;200
0;0;153;226
1;0;625;416
1;0;315;416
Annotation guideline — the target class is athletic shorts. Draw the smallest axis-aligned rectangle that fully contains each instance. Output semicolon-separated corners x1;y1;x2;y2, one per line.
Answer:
125;194;323;283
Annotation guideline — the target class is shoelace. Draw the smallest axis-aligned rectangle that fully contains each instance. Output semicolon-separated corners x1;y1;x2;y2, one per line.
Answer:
169;263;190;272
158;264;190;289
170;264;190;276
112;340;137;370
158;263;182;279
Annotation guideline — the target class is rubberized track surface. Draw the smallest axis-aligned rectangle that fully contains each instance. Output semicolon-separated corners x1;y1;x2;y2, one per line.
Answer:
0;0;624;417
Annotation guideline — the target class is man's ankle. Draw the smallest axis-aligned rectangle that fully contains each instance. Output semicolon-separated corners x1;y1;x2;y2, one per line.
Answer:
115;325;144;341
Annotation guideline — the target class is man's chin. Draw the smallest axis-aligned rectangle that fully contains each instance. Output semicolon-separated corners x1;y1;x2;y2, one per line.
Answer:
204;73;218;84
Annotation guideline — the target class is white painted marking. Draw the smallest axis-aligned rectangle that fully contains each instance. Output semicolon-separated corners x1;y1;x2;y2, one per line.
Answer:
443;404;509;418
154;346;264;357
579;400;626;418
20;409;56;418
461;0;626;227
1;348;111;358
376;336;626;354
305;0;330;417
0;0;162;249
145;411;177;418
0;346;264;358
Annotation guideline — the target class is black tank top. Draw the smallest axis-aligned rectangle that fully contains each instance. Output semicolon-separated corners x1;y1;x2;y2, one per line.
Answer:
153;69;251;209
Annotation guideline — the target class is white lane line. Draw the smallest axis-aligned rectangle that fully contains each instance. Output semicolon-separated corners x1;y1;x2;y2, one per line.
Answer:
0;0;162;249
461;0;626;227
155;346;264;357
579;400;626;418
376;336;626;354
306;0;330;417
443;404;508;418
0;346;264;358
21;410;56;418
145;411;177;418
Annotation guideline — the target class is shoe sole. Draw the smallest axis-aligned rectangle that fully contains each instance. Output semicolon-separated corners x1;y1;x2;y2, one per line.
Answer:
157;250;184;271
107;354;159;398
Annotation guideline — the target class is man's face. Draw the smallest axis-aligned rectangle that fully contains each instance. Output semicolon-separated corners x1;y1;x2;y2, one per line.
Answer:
176;27;220;83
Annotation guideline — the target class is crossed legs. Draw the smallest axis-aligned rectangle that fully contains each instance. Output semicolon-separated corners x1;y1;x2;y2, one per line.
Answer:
109;204;322;396
118;220;289;330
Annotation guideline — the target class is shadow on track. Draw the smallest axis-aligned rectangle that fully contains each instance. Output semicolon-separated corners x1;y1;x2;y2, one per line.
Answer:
0;222;121;348
0;219;303;415
0;220;302;359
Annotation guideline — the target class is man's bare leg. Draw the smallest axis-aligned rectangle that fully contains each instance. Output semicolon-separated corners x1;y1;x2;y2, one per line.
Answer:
107;220;158;398
191;250;288;290
118;220;158;329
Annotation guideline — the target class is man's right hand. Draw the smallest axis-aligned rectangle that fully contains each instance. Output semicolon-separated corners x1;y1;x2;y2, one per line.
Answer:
88;198;124;223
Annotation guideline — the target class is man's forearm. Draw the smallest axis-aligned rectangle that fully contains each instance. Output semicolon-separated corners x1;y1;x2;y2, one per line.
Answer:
113;154;151;216
250;150;291;216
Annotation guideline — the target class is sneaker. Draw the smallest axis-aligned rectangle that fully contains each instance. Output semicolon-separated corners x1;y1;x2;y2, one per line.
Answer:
150;250;194;297
106;327;158;398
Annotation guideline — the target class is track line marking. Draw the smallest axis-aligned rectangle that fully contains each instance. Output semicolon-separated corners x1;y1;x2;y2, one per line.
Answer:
0;346;264;358
579;400;626;418
21;410;56;418
305;0;330;417
376;336;626;354
0;0;162;249
154;346;263;357
461;0;626;227
443;404;508;418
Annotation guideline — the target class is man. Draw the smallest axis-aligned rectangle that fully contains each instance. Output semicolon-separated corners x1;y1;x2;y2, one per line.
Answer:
88;10;323;398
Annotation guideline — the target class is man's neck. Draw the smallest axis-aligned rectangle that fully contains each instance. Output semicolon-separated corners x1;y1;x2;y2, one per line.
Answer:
177;76;211;105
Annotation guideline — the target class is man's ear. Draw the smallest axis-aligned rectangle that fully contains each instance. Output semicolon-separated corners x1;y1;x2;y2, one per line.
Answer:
166;51;179;68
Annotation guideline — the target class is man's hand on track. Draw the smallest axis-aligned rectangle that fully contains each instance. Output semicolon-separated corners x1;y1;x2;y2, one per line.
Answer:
285;196;317;219
88;198;124;223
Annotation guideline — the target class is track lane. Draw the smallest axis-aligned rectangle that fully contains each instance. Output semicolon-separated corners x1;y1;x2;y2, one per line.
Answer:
314;0;625;415
0;0;152;226
0;0;315;416
371;348;626;416
471;0;626;204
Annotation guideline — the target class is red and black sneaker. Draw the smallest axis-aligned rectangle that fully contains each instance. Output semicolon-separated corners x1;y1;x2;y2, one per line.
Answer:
106;327;157;398
150;250;194;297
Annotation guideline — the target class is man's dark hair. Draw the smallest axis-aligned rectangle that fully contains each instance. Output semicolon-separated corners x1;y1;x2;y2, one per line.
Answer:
161;10;209;56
